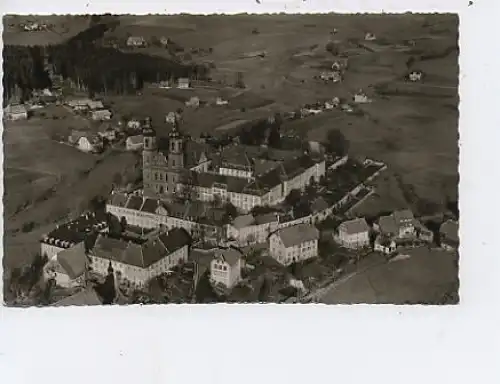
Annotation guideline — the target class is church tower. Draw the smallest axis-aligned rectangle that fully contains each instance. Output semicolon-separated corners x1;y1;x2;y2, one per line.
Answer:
142;117;157;196
166;122;185;194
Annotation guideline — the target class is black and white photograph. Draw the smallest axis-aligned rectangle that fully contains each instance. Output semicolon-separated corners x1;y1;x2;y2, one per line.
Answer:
2;12;459;307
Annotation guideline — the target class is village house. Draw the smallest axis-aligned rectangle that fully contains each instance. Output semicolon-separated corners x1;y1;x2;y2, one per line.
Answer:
210;248;243;289
69;130;103;153
43;241;87;288
89;227;191;288
66;98;92;111
3;103;28;121
374;235;397;254
91;109;112;121
40;213;108;259
408;70;423;82
126;135;144;151
335;217;371;249
439;219;459;251
165;111;181;125
353;90;371;103
185;96;200;108
178;78;191;89
159;36;170;47
226;212;279;246
365;32;377;41
215;97;229;106
98;125;117;142
269;224;319;266
376;209;416;239
127;119;142;130
320;71;342;83
87;100;104;111
127;36;147;47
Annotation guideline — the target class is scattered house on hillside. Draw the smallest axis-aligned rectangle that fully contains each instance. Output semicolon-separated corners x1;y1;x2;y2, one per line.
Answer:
90;228;191;288
43;242;87;288
67;98;92;111
165;111;181;125
340;103;354;113
127;36;147;47
365;32;377;41
87;100;104;111
159;36;170;47
374;235;397;254
320;71;342;83
210;248;243;289
331;59;348;71
178;78;191;89
3;103;28;121
52;288;103;307
408;70;424;82
335;217;370;249
127;119;142;130
185;96;200;108
126;135;144;151
353;90;372;104
69;130;103;153
226;212;279;246
439;219;459;251
376;209;416;239
98;125;117;141
215;97;229;106
269;224;319;266
324;97;340;109
91;109;112;121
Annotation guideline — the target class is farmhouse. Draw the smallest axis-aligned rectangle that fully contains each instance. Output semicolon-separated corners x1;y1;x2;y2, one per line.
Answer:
178;78;191;89
226;212;279;246
43;241;87;288
91;109;112;121
374;235;397;254
353;90;371;103
269;224;319;266
127;36;147;47
66;98;92;111
210;248;243;289
3;103;28;121
185;96;200;108
408;70;423;82
215;97;229;106
335;217;370;249
90;227;191;288
69;130;103;153
365;32;376;41
126;135;144;151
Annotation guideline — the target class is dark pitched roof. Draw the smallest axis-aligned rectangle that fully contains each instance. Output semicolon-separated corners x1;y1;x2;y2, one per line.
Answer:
214;248;242;266
52;288;103;307
109;192;128;207
140;198;159;214
311;197;330;213
93;229;191;269
338;218;370;235
254;212;278;225
276;224;319;248
56;242;87;280
126;195;144;210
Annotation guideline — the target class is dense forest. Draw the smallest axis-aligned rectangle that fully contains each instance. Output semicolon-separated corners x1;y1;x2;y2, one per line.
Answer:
3;21;210;104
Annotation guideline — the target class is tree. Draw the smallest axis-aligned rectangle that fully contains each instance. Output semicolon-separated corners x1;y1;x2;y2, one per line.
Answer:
120;216;128;232
325;41;339;55
235;72;245;88
224;202;238;219
268;124;281;148
285;189;302;207
326;128;349;156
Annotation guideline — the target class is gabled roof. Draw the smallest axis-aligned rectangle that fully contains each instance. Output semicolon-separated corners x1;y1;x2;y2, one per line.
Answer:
126;195;144;210
109;192;128;207
311;196;330;213
254;212;278;225
393;209;414;225
56;242;87;280
275;224;319;248
378;215;398;235
140;198;159;214
52;288;103;307
232;214;255;229
338;218;370;235
214;248;242;266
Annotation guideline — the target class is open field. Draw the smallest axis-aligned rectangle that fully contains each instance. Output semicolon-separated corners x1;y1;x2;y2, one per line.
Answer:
320;248;458;304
